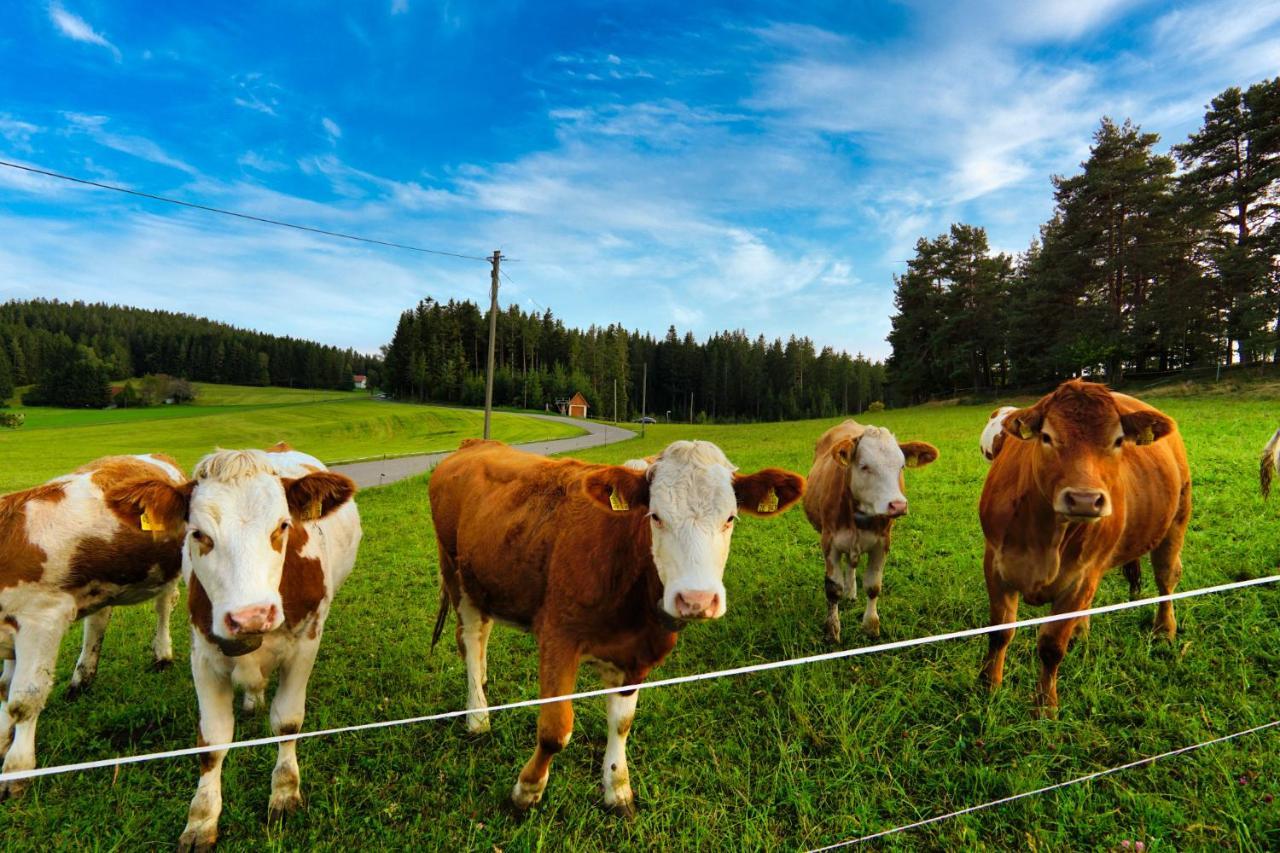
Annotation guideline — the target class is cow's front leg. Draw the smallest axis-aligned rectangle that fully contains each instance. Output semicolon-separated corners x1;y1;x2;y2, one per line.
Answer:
978;547;1018;692
180;644;235;852
1035;575;1101;718
457;595;493;733
822;545;849;643
599;670;639;817
68;607;112;699
268;633;321;822
513;638;578;810
0;659;12;704
151;579;180;670
0;602;74;799
860;544;887;638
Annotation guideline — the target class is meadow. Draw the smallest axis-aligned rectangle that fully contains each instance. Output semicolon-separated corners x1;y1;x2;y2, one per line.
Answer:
0;383;580;492
4;393;1279;850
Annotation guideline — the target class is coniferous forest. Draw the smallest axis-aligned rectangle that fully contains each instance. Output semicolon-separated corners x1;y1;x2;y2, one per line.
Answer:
887;77;1280;403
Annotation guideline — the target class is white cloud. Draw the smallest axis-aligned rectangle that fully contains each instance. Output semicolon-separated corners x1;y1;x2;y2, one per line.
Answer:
322;116;342;140
62;112;198;174
48;2;122;61
390;0;409;14
0;115;41;151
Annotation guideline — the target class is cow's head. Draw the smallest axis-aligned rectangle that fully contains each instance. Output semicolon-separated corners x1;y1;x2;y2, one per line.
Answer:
584;440;804;622
1003;380;1174;522
981;406;1018;463
108;450;355;646
830;426;938;520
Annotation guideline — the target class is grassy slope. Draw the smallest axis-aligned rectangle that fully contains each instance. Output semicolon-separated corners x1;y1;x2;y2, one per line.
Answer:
0;383;581;492
7;395;1280;850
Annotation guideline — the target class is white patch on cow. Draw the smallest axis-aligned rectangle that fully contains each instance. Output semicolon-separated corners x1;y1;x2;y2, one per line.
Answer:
846;427;907;516
644;441;738;620
134;453;183;482
981;406;1018;462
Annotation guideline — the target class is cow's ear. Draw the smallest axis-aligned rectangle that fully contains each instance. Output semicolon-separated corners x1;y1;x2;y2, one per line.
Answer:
899;441;939;468
283;471;357;521
1004;406;1044;441
583;466;650;513
105;477;193;536
735;469;805;517
830;436;858;466
1120;410;1175;446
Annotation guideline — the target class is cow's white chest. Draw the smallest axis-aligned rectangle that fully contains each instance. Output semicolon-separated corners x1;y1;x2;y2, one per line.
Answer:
829;526;881;559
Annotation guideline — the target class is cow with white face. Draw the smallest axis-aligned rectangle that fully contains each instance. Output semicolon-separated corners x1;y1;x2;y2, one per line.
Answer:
127;445;360;851
803;421;939;642
981;406;1018;463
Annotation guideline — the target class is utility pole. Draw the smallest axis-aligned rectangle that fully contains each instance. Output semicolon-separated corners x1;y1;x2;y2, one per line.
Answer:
483;249;501;439
612;378;617;425
689;389;694;424
640;363;647;439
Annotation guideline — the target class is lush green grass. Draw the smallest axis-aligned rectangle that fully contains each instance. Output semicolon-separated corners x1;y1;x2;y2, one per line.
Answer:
6;394;1279;850
0;383;581;492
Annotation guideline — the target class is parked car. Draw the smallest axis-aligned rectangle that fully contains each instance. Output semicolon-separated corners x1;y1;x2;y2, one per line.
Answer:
636;416;657;424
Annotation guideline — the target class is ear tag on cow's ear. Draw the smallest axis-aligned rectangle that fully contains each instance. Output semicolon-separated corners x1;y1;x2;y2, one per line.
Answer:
140;509;162;533
905;453;919;469
1138;425;1154;445
609;487;630;512
757;488;779;514
306;498;323;521
1019;422;1034;440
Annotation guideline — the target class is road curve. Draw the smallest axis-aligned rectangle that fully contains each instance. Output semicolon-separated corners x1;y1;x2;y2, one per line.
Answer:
330;413;638;489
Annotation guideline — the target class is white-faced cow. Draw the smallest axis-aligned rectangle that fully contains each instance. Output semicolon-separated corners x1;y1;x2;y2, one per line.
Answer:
803;421;939;642
1261;427;1280;499
978;380;1190;715
0;454;189;797
121;446;360;850
980;406;1018;462
428;439;804;814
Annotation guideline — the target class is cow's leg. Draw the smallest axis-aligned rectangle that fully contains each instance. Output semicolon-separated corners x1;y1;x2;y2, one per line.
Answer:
0;659;12;702
458;594;493;734
151;578;180;670
596;666;639;817
860;543;887;638
180;646;235;852
1121;560;1142;600
978;546;1018;692
513;637;578;810
0;604;74;799
1036;575;1102;717
822;542;848;643
68;607;112;699
1151;533;1186;641
268;635;320;821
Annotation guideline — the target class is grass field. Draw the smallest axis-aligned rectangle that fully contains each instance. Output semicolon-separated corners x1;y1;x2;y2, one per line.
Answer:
0;383;581;492
5;393;1280;850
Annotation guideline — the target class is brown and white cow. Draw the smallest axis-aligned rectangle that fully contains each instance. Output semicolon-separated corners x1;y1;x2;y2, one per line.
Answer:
978;380;1191;714
980;406;1018;462
803;421;939;642
0;454;188;797
122;447;360;850
428;439;804;814
1261;427;1280;499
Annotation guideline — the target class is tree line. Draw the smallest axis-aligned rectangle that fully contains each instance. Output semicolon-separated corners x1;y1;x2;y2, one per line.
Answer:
0;300;382;407
887;77;1280;403
382;297;886;421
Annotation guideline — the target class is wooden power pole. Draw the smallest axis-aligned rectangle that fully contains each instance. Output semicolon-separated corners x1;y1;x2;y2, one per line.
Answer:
483;250;501;439
640;362;647;439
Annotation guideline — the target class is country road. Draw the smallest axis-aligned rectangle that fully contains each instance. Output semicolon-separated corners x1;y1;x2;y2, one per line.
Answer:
329;413;638;489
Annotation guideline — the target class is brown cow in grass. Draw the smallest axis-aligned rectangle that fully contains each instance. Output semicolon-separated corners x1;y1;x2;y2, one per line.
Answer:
978;380;1191;714
1262;427;1280;498
428;439;804;814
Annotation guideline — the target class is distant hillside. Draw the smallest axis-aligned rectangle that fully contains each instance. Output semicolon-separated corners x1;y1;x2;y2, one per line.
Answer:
0;299;382;397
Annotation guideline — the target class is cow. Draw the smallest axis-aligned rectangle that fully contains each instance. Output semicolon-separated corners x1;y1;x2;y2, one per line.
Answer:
117;446;360;851
428;438;804;814
1261;427;1280;499
977;379;1191;715
980;406;1018;462
803;421;939;642
0;454;189;798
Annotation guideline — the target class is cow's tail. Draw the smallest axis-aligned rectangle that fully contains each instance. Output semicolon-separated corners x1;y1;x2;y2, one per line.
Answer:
431;590;450;650
1262;427;1280;499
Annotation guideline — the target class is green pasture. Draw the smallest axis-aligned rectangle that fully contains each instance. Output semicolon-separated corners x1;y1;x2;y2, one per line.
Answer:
4;393;1279;850
0;383;581;492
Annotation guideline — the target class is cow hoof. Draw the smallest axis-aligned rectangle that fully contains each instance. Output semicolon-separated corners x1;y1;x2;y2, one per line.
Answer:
66;680;92;701
1152;624;1177;643
152;658;174;673
177;826;217;852
1032;704;1059;721
465;714;491;735
861;616;880;638
511;779;546;811
824;623;842;644
268;792;303;823
606;797;637;820
0;778;28;801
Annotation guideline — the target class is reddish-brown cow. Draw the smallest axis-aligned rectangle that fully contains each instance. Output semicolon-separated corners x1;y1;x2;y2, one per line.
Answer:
978;380;1191;714
428;439;804;813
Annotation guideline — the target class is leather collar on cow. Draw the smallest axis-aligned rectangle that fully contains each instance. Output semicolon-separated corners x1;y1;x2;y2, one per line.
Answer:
652;597;689;633
213;634;265;657
853;511;893;532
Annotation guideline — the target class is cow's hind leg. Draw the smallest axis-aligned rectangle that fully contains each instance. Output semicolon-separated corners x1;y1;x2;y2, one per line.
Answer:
68;607;112;699
457;595;493;734
1122;560;1142;600
0;602;74;799
595;665;639;817
822;543;850;643
1150;542;1184;641
268;634;321;822
978;547;1018;692
860;544;886;638
151;578;180;670
513;637;578;810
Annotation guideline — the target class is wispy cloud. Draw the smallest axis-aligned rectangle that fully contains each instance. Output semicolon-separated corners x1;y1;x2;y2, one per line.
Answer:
321;116;342;141
63;113;198;175
48;1;122;61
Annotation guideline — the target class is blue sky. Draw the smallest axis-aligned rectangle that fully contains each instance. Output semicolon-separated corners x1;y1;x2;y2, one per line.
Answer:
1;1;1278;358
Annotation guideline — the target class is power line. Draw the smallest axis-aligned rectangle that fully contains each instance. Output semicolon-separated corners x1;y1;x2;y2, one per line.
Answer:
0;159;492;262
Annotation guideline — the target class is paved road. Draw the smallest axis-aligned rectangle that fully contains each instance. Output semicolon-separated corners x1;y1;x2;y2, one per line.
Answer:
330;413;638;489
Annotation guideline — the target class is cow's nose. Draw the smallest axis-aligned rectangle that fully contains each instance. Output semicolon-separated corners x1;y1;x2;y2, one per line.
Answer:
674;591;719;619
886;499;908;518
224;604;278;635
1057;488;1110;519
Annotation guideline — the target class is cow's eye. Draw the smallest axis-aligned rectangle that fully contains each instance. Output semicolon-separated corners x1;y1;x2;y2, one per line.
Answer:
860;464;871;472
1113;437;1124;448
726;515;737;525
650;514;663;528
1041;433;1052;446
279;520;290;532
191;530;213;549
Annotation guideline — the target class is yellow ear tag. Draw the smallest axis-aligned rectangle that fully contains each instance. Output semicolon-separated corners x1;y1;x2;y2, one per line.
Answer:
140;509;161;532
1019;422;1034;440
1138;426;1154;446
905;454;919;469
306;498;323;521
609;488;629;512
757;487;779;514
